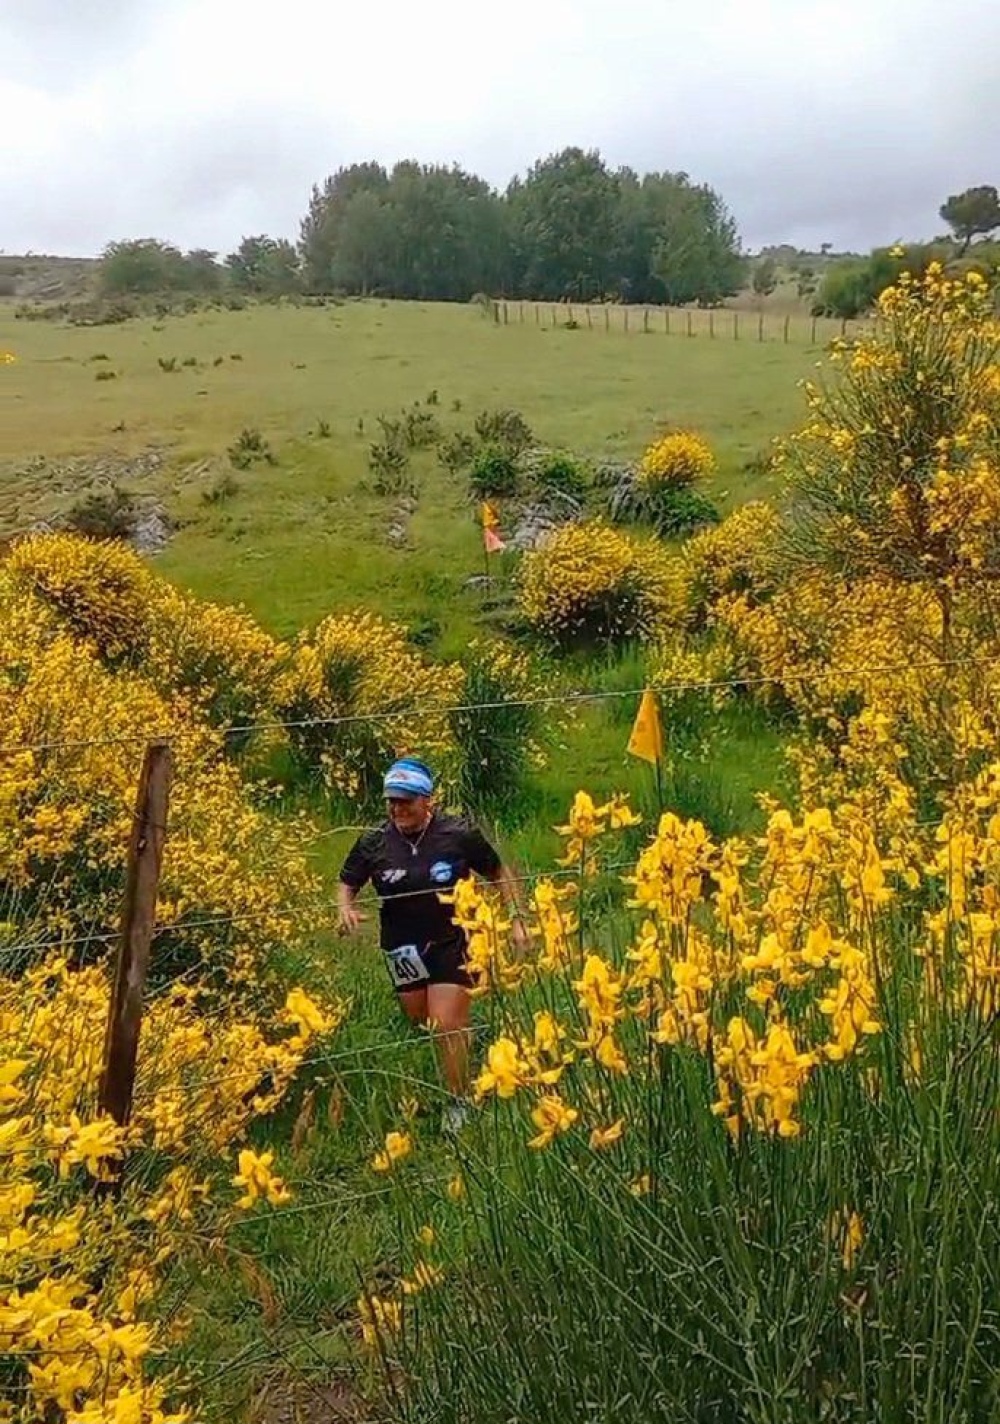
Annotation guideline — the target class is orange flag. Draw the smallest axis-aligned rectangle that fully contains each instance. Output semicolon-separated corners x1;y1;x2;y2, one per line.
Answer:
627;689;664;765
481;501;505;552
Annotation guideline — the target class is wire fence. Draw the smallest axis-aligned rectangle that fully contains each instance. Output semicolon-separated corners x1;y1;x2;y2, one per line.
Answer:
488;298;871;347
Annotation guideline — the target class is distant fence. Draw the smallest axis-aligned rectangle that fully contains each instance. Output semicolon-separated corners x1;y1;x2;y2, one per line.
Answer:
488;299;869;347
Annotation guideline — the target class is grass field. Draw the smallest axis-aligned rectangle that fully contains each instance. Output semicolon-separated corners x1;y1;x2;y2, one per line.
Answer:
1;298;817;620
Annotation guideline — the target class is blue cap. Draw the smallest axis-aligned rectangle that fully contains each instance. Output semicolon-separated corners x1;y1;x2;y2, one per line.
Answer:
383;757;434;798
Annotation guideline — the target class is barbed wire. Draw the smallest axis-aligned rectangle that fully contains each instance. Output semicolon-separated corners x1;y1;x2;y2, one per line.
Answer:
1;652;995;758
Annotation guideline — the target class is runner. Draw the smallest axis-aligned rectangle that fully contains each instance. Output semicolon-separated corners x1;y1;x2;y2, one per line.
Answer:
337;757;527;1131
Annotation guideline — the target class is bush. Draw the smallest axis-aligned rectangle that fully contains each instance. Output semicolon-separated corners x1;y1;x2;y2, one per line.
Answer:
469;443;520;501
638;431;715;491
517;520;685;647
368;421;412;495
228;427;275;469
439;431;477;475
276;610;464;803
94;368;118;381
474;407;534;454
451;640;552;814
519;447;590;505
605;462;719;539
682;501;784;624
651;486;720;537
63;487;138;543
201;473;241;505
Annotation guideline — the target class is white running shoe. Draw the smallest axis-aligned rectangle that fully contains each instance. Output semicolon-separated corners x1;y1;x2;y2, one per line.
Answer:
441;1098;473;1135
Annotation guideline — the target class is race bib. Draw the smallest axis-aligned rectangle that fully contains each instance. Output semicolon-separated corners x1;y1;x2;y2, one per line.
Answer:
386;943;429;988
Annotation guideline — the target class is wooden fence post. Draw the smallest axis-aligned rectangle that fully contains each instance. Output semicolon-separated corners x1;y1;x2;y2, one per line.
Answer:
643;308;650;334
519;301;524;323
686;311;693;338
709;311;715;339
551;305;558;326
99;739;173;1128
665;308;671;335
734;312;739;341
757;314;764;343
534;303;540;325
604;305;610;332
783;315;790;344
502;302;509;326
624;307;630;333
811;316;817;344
586;307;592;329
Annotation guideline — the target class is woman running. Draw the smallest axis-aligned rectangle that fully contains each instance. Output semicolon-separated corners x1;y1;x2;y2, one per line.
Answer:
337;757;526;1130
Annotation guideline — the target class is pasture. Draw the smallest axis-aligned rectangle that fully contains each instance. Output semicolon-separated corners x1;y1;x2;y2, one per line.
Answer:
2;297;818;633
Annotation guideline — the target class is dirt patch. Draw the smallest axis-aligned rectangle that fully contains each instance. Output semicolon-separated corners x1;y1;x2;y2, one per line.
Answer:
249;1372;382;1424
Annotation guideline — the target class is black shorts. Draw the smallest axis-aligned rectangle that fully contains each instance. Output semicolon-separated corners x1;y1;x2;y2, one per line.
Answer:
383;936;472;994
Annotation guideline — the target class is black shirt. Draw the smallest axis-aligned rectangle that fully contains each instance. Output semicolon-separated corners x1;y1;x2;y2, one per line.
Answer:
339;813;502;951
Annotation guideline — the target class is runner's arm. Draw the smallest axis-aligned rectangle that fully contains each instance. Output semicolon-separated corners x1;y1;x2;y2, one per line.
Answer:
338;834;373;935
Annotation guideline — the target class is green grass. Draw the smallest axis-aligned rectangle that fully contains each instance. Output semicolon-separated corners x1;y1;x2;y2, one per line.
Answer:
1;299;815;637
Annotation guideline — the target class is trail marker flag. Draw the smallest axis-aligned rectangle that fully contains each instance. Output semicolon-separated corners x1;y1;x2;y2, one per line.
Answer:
627;689;664;765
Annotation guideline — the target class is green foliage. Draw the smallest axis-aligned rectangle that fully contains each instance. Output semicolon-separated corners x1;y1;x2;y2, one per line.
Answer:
201;473;241;505
468;443;519;501
299;148;743;306
940;184;1000;252
518;447;590;504
94;368;118;382
752;255;778;297
99;240;223;298
438;431;477;475
367;421;411;494
225;236;301;297
605;464;719;536
813;245;949;318
450;641;549;814
227;428;275;470
63;486;137;540
473;407;534;454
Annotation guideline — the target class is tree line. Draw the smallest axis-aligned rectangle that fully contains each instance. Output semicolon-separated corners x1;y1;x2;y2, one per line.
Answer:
98;147;745;307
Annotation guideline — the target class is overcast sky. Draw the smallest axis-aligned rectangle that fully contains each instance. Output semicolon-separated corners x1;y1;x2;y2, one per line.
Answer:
1;0;996;258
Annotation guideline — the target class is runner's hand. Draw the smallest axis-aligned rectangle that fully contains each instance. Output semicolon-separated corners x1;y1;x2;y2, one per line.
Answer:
338;905;368;936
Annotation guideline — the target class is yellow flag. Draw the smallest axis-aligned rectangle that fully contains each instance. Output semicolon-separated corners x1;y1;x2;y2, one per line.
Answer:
627;689;664;765
481;501;500;530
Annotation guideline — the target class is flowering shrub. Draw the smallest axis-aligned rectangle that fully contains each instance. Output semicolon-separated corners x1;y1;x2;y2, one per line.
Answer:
450;639;554;812
638;431;715;491
517;520;686;646
0;960;338;1423
681;500;783;625
365;785;1000;1419
277;608;464;802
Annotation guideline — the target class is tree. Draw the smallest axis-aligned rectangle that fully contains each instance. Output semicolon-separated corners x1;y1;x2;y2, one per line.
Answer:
99;239;187;295
507;148;621;301
182;249;222;294
225;236;300;296
940;185;1000;254
300;163;390;290
654;183;744;306
752;256;778;300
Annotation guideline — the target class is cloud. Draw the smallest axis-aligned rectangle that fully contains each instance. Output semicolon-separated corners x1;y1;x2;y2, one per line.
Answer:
1;0;997;256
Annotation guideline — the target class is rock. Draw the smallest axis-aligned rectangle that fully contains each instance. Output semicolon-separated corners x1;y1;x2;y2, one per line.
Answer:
131;506;172;555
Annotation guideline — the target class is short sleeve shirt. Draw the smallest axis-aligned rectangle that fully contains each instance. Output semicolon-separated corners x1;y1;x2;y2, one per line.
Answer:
339;813;502;951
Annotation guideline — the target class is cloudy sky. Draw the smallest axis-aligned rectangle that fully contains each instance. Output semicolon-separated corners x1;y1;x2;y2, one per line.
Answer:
1;0;996;258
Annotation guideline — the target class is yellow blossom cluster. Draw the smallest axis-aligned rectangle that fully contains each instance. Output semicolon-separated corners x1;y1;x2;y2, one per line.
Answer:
277;607;464;799
0;956;338;1422
638;431;715;491
517;520;687;646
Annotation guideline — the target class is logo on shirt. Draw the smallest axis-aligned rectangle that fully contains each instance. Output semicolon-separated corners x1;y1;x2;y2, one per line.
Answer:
429;860;454;885
381;869;407;885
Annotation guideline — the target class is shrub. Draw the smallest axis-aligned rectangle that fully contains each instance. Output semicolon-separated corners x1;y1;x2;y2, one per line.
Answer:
451;640;552;813
519;447;590;505
651;486;720;537
228;427;275;469
638;431;715;491
517;520;685;647
368;422;412;495
276;610;464;802
94;367;118;381
682;501;784;624
474;407;534;454
605;462;719;539
400;404;442;449
62;487;138;543
157;356;178;373
202;472;241;504
469;443;519;501
438;431;477;475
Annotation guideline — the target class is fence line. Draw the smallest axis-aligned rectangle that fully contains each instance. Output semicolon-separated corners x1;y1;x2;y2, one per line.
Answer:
2;651;992;759
491;298;870;347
